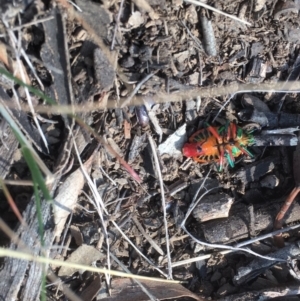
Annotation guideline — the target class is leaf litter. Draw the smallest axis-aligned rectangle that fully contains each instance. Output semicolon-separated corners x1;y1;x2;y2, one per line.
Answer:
1;0;300;301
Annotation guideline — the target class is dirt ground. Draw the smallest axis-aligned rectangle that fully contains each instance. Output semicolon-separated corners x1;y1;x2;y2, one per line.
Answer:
1;0;300;300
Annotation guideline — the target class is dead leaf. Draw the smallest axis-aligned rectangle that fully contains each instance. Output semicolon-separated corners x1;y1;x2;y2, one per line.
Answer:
58;245;105;277
80;275;102;301
107;137;123;156
53;154;94;238
158;123;187;159
70;225;83;246
128;11;145;28
132;0;159;20
100;278;206;301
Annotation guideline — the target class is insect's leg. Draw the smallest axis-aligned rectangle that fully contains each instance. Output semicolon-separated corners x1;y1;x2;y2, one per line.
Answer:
204;122;222;143
189;129;204;143
236;145;254;157
218;148;225;172
225;145;235;168
241;147;253;157
193;156;207;163
230;122;237;140
222;120;230;141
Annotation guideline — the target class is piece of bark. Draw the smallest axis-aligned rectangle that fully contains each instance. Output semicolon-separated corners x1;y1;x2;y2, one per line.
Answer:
128;134;147;164
246;57;267;82
274;0;298;20
233;156;280;184
234;242;300;285
239;107;300;129
40;7;74;108
193;193;234;222
0;186;57;300
0;122;18;178
201;196;300;244
0;86;44;152
93;48;115;92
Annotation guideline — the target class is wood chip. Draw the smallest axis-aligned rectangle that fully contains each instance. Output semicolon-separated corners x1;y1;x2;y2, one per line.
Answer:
124;120;131;139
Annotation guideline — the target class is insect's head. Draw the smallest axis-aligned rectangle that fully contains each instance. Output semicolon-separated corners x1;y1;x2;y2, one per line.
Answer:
182;143;203;157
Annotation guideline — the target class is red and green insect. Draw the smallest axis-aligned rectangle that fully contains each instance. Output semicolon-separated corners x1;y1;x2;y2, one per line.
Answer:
182;122;255;171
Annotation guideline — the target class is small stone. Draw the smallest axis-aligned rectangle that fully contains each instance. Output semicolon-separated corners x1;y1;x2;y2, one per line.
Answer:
217;283;237;297
211;271;222;282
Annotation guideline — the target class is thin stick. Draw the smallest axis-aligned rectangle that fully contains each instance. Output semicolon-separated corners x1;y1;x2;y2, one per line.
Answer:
73;140;112;286
274;186;300;247
183;0;252;26
181;224;287;263
212;94;235;123
132;216;164;255
2;179;34;186
0;179;24;224
111;0;125;50
148;134;173;279
172;223;300;267
4;78;300;113
181;20;203;51
0;16;55;37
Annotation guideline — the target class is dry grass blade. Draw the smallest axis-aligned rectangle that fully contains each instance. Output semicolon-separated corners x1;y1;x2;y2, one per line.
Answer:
148;134;172;279
72;140;112;287
132;216;165;256
0;247;183;283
